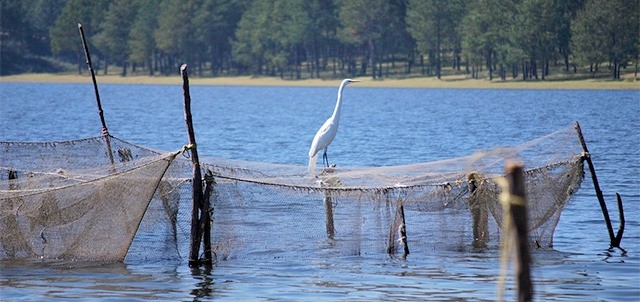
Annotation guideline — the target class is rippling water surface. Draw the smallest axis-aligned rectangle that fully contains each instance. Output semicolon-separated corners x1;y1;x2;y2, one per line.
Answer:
1;82;639;301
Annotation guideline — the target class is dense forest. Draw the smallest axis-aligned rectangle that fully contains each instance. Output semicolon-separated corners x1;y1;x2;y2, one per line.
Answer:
1;0;638;80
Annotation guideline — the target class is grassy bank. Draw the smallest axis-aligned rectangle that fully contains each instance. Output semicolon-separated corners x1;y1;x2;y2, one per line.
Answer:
1;72;638;90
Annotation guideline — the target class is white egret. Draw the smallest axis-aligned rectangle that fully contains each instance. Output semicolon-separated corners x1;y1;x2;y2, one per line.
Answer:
308;78;360;173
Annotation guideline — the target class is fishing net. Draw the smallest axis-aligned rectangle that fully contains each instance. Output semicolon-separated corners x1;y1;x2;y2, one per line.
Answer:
201;125;584;260
0;137;180;261
0;125;585;262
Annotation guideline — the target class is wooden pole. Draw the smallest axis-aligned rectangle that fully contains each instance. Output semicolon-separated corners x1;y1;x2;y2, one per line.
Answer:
8;169;17;190
387;213;396;255
398;201;409;257
201;170;215;266
468;173;488;248
614;193;625;247
387;198;409;258
324;191;335;239
77;23;114;164
182;64;205;266
575;122;624;248
504;162;533;302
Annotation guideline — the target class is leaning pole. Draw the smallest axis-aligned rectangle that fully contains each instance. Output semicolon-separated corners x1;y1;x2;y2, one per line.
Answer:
181;64;207;266
77;23;114;164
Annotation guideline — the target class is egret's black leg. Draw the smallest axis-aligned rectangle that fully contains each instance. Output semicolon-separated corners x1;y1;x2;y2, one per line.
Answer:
323;149;329;167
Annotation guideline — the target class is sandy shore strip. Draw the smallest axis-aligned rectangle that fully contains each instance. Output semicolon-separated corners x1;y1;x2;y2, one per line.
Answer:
2;72;638;90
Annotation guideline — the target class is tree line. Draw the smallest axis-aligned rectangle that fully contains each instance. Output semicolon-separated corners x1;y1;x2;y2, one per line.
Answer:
1;0;638;80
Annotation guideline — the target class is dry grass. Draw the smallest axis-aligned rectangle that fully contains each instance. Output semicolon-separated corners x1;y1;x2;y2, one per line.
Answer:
1;72;638;90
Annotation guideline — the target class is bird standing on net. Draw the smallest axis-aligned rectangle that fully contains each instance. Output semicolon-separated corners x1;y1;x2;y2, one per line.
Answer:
308;78;360;174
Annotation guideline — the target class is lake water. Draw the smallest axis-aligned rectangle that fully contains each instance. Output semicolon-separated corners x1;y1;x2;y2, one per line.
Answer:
0;82;639;301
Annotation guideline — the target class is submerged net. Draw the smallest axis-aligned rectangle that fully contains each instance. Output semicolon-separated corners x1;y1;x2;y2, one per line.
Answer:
0;125;585;261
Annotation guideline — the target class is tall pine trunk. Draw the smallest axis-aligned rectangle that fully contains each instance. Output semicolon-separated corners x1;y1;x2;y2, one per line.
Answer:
486;49;493;81
368;39;376;79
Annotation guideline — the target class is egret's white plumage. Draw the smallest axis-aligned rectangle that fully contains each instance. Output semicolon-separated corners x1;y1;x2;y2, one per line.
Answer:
308;79;359;173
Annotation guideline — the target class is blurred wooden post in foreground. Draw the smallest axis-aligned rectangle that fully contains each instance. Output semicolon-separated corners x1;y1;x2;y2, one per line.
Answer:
503;162;533;302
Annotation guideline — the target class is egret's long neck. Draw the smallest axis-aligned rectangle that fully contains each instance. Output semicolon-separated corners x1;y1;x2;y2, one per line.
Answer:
331;84;346;120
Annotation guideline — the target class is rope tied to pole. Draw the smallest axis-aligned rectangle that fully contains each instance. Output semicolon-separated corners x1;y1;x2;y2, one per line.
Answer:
101;127;110;137
180;143;196;158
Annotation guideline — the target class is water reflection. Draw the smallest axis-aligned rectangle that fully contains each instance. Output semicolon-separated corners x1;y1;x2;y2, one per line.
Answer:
599;247;627;263
0;259;183;300
190;266;214;301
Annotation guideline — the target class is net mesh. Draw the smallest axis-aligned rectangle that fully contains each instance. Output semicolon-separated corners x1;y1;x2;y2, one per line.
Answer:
1;125;584;261
0;137;179;261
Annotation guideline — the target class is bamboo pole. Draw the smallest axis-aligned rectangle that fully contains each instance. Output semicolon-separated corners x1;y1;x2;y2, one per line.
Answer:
502;162;533;302
575;122;624;248
182;64;205;266
77;23;114;164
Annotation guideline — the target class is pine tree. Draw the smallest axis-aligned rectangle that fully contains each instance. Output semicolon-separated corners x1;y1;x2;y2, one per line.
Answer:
572;0;639;79
50;0;109;74
407;0;466;79
94;0;140;75
338;0;390;79
129;0;160;75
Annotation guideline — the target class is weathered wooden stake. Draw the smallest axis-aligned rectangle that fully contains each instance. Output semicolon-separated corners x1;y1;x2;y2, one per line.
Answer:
78;23;114;164
387;199;409;257
398;201;409;257
324;191;335;239
468;173;488;248
575;122;624;248
614;193;624;247
182;64;206;266
201;170;215;266
387;208;396;254
504;162;533;302
8;169;18;190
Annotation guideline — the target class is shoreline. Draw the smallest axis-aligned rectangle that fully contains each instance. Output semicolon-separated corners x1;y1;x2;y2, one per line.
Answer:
1;72;638;90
